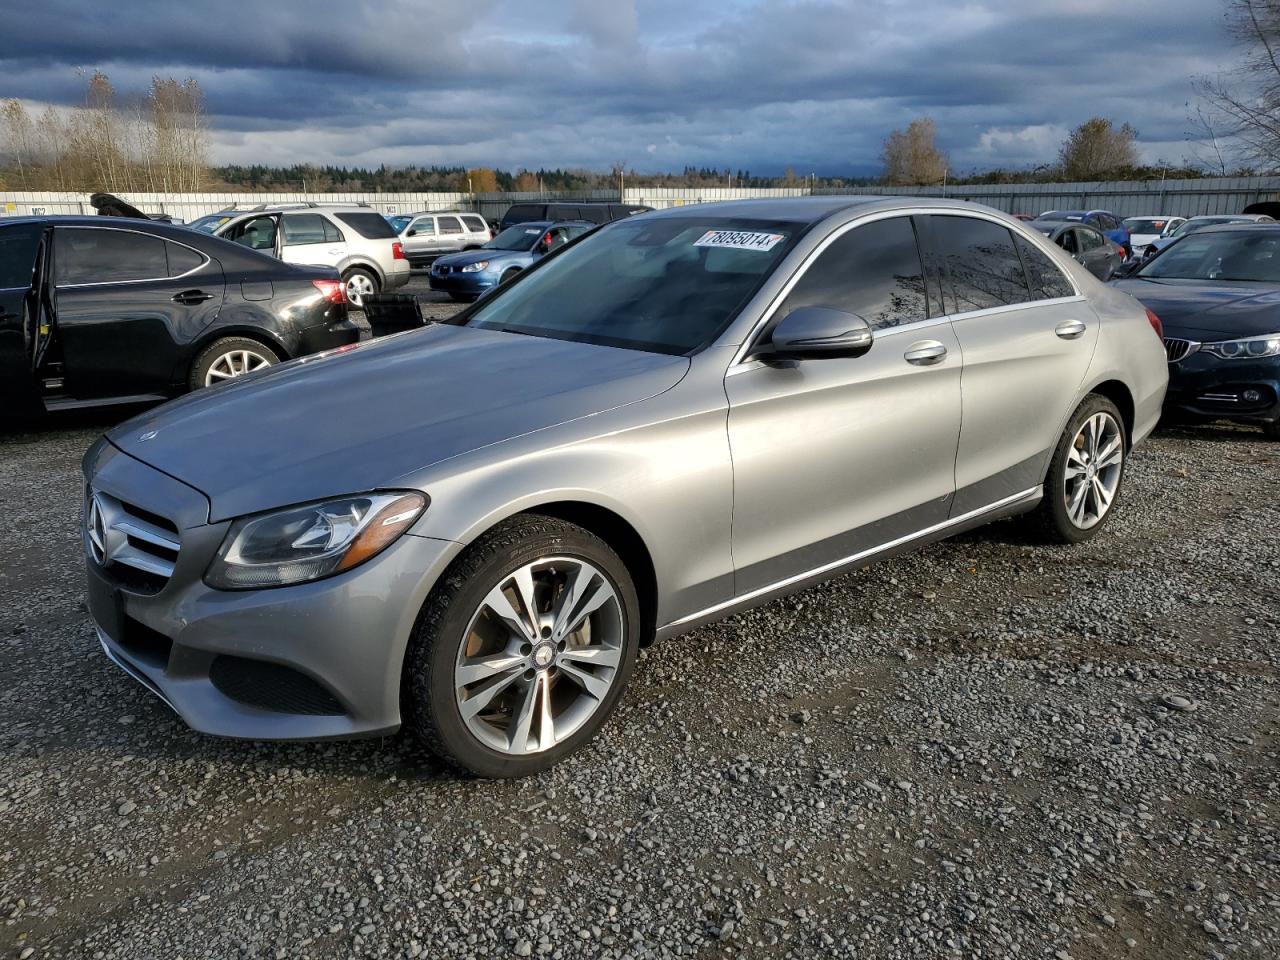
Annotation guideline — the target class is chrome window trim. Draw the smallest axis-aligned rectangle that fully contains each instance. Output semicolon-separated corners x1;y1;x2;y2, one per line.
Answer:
728;206;1082;368
664;485;1042;630
53;224;211;289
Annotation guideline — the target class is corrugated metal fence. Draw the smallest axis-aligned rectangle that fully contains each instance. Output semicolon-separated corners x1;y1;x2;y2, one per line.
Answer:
2;177;1278;222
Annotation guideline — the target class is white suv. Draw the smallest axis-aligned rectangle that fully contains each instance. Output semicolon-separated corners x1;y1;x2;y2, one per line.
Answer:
395;211;491;267
214;205;411;306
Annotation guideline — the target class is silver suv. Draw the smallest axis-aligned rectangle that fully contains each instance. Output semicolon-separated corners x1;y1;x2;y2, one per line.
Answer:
392;211;491;266
214;205;410;306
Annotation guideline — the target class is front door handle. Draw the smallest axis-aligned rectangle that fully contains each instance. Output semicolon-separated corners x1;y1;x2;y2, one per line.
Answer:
1055;318;1087;340
171;290;215;305
904;340;948;366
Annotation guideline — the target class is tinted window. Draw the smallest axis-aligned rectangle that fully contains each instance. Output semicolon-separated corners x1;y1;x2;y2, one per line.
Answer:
0;226;41;290
1079;227;1105;252
166;242;205;276
1015;236;1074;301
1056;230;1078;255
437;216;463;235
322;218;344;243
282;214;329;245
777;217;928;330
334;212;397;239
930;216;1030;312
503;204;544;225
463;215;487;232
55;228;168;285
1140;231;1280;282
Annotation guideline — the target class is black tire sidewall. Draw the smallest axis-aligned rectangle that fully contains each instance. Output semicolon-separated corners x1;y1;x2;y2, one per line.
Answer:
1042;394;1127;544
407;517;641;778
189;336;281;391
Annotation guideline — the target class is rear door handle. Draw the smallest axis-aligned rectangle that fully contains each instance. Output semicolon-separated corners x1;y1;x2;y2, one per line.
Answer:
1055;319;1087;340
904;340;948;366
171;290;215;305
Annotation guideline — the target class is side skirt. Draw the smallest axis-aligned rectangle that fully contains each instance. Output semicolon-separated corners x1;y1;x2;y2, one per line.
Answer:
654;486;1042;642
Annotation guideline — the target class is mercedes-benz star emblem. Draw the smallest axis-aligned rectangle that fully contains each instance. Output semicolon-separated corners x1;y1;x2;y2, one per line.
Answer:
87;494;107;564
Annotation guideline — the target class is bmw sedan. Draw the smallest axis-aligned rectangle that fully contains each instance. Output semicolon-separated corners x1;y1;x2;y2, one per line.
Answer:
428;220;593;301
1;216;359;418
83;197;1168;777
1113;222;1280;437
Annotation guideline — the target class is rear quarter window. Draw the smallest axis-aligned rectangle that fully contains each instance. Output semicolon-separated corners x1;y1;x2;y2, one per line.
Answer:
0;226;41;290
334;213;397;239
463;216;487;232
1015;236;1074;301
503;204;544;225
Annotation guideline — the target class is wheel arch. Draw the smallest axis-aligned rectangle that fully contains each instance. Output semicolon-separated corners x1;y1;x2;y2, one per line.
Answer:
1085;378;1136;445
191;324;292;362
340;257;386;285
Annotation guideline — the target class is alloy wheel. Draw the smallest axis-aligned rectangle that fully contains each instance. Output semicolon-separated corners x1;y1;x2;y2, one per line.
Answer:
203;348;273;386
1063;411;1123;529
345;273;375;306
454;556;625;755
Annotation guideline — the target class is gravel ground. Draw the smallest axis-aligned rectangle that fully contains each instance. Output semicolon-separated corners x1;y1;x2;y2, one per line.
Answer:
2;291;1278;958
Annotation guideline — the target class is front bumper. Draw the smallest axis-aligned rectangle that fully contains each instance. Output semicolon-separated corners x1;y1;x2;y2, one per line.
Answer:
85;443;462;741
1165;350;1280;425
428;270;497;296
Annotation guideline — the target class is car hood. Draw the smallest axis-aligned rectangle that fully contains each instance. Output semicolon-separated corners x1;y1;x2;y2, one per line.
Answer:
1111;277;1280;340
1129;233;1159;247
436;249;522;268
109;324;690;522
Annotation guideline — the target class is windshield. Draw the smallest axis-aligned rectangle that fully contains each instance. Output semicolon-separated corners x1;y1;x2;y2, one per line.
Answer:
1037;210;1082;221
189;213;234;234
387;215;412;233
1124;218;1170;235
466;217;801;354
1139;231;1280;282
1171;218;1238;238
485;224;547;251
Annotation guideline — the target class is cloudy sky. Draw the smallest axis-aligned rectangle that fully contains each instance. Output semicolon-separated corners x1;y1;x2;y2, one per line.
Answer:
0;0;1238;175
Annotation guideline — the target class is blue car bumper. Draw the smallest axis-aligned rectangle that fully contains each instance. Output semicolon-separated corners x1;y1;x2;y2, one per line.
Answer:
428;267;497;297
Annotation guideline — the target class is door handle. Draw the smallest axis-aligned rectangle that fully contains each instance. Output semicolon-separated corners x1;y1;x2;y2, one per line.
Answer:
171;290;215;305
1055;319;1087;340
328;249;343;256
904;340;948;366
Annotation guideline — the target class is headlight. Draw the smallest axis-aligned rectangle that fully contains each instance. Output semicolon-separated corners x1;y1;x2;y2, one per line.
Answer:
1200;334;1280;360
205;491;427;589
460;260;489;273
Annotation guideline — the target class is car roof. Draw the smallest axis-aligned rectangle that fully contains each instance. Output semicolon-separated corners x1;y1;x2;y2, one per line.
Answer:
638;195;1008;226
1197;221;1280;233
0;214;200;240
1031;219;1097;233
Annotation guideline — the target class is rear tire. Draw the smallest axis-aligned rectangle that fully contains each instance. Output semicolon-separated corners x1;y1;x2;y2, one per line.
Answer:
342;267;379;308
189;337;280;391
403;515;640;778
1025;394;1127;544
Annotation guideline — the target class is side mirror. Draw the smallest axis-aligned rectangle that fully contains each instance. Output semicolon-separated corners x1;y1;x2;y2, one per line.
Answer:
765;306;873;361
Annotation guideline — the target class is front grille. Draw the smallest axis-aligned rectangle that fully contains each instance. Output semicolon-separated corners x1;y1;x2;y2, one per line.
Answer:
86;489;181;594
209;655;345;715
1164;338;1199;363
433;264;452;276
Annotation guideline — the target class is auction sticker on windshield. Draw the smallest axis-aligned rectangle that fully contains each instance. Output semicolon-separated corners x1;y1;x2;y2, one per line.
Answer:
694;229;786;252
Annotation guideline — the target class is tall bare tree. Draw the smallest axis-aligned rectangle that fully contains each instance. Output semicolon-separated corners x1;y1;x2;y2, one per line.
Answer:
1195;0;1280;170
1057;118;1139;179
1;100;37;189
881;118;948;186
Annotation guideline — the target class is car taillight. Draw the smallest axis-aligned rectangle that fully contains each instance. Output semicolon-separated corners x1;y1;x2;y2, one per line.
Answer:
312;279;346;305
392;241;406;260
1145;308;1163;340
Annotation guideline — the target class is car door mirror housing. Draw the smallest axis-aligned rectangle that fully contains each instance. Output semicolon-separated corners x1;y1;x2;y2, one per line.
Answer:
764;306;874;361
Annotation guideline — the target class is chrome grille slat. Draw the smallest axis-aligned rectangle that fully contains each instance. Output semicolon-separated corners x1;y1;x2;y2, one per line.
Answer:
86;490;180;585
115;518;180;552
1164;338;1199;364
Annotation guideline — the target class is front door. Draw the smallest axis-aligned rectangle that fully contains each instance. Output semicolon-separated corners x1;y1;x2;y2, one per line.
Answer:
726;215;963;595
402;216;439;261
52;226;225;399
0;223;47;414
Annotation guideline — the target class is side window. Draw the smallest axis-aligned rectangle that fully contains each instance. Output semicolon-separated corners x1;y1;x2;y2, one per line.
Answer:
165;242;205;277
1015;236;1074;301
281;214;329;246
463;215;487;233
1080;228;1104;252
929;216;1031;312
226;216;278;251
409;217;436;236
54;228;168;285
322;218;344;243
776;216;928;331
0;226;42;290
1057;230;1078;255
437;216;463;235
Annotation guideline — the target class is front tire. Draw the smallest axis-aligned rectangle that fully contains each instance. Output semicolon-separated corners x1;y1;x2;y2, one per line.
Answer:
1263;420;1280;440
1026;394;1126;544
448;292;477;303
189;337;280;390
404;515;640;778
500;267;521;285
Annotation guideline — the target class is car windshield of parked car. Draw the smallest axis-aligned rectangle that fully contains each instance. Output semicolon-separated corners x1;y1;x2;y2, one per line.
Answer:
466;218;800;354
387;215;412;233
1171;218;1237;238
485;225;547;251
1140;232;1280;282
189;214;233;234
1124;218;1168;234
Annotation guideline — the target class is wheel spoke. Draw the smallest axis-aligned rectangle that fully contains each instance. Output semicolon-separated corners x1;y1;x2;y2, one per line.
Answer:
558;660;612;700
480;583;537;643
458;668;524;722
1065;446;1089;479
456;650;525;686
553;564;614;639
1096;435;1123;469
558;644;621;670
507;672;546;751
1067;480;1089;524
1092;476;1114;512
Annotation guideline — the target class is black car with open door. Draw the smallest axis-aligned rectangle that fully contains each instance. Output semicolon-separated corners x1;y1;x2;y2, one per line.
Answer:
0;216;360;417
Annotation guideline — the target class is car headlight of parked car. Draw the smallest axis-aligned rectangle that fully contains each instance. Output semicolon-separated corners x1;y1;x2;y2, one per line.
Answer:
460;260;490;273
1199;334;1280;360
206;491;427;589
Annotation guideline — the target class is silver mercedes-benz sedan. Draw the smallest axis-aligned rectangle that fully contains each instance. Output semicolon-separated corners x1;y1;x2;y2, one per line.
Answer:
83;197;1168;777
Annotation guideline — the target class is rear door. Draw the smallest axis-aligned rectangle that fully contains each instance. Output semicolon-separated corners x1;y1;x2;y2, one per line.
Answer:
53;226;226;399
929;215;1097;515
280;213;347;269
0;224;46;413
435;215;466;252
1077;227;1114;280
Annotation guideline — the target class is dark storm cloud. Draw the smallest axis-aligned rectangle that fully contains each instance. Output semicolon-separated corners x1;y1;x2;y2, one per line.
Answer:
0;0;1235;173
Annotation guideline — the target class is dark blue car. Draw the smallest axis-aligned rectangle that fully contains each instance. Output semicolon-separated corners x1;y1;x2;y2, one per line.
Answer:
1035;209;1130;255
1113;222;1280;438
428;220;593;302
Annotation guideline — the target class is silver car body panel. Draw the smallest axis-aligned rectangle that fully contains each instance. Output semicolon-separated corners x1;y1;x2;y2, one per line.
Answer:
87;196;1168;739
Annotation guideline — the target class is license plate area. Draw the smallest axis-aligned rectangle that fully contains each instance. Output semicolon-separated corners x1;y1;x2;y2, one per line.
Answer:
86;562;124;641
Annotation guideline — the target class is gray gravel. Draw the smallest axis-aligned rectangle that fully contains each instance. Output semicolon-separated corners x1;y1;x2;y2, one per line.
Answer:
2;289;1278;958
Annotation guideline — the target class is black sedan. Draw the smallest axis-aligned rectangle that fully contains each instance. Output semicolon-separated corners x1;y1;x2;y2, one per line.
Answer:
1030;220;1122;281
1113;223;1280;438
0;216;360;417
